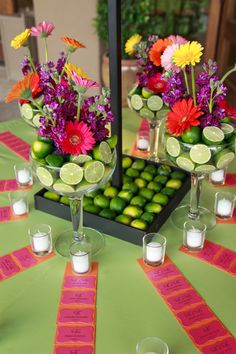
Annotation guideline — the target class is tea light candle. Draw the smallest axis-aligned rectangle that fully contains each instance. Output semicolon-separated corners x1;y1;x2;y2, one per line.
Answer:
145;352;158;354
72;251;89;273
17;169;31;184
33;232;50;252
216;198;232;217
186;228;202;248
146;242;162;262
137;138;149;150
211;169;224;183
12;199;27;215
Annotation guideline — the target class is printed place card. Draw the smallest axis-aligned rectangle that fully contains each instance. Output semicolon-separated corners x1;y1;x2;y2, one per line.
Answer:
54;345;94;354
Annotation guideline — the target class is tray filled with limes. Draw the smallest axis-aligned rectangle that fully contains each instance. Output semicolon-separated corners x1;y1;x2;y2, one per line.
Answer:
34;155;190;246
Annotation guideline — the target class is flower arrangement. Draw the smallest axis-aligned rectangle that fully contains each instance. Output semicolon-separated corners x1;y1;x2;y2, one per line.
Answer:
6;21;115;158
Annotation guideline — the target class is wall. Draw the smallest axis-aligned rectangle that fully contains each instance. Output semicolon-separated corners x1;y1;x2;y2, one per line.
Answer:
33;0;100;93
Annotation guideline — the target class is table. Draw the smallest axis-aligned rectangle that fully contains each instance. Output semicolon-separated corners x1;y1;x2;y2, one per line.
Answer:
0;114;236;354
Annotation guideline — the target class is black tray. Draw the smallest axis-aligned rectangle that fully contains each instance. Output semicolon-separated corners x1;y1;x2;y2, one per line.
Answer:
34;157;190;246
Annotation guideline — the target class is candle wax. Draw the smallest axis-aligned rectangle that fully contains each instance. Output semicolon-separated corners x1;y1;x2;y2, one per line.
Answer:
33;232;50;252
12;199;27;215
186;228;202;248
72;251;89;273
216;198;232;217
146;242;162;262
137;138;149;150
17;169;31;184
211;169;224;182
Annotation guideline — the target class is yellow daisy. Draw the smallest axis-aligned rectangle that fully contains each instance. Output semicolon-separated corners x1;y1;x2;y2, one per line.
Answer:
65;63;90;80
11;29;30;49
173;41;204;68
125;34;142;56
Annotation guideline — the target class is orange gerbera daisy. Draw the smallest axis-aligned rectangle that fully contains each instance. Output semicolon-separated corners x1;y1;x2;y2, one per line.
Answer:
149;38;172;66
5;73;40;103
61;36;85;52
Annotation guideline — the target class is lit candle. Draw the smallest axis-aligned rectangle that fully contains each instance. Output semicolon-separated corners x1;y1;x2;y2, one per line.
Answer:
137;138;149;150
216;198;233;217
210;169;224;183
72;251;90;274
12;199;27;215
146;242;162;263
186;228;202;248
17;169;31;184
33;232;50;252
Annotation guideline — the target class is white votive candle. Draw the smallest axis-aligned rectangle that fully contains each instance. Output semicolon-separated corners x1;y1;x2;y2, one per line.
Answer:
211;169;224;183
216;198;232;217
72;251;90;273
12;199;27;215
33;232;50;252
145;352;158;354
146;242;162;262
186;228;202;248
137;138;149;150
17;169;31;184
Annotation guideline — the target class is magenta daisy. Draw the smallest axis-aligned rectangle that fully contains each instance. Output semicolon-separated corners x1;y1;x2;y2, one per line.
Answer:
30;21;55;38
161;43;182;73
61;120;96;155
71;71;100;92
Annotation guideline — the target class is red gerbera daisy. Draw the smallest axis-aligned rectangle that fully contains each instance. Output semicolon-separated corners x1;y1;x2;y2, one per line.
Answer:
219;99;236;120
166;98;203;136
61;120;95;155
147;73;167;94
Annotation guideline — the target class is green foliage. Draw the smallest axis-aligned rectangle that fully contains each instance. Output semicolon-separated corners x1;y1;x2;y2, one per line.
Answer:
94;0;209;59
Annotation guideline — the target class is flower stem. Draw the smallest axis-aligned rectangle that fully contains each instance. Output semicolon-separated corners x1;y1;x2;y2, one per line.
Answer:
191;66;196;106
77;92;82;121
44;38;48;63
27;47;36;73
60;51;70;78
221;63;236;83
183;68;190;95
31;99;45;116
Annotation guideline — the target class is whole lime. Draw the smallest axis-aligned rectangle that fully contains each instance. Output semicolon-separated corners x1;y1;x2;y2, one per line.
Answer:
181;126;202;144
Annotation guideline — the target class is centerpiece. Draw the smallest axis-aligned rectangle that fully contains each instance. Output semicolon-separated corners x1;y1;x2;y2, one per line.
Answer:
6;21;117;257
126;34;187;161
158;40;236;229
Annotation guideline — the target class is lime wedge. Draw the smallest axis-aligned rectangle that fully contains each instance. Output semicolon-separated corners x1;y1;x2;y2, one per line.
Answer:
128;84;141;96
142;87;154;99
221;123;234;140
21;103;34;120
70;154;92;164
53;179;75;193
130;94;143;110
59;163;83;185
147;95;163;111
166;137;181;157
195;164;216;173
189;144;211;164
215;149;235;169
32;114;42;127
139;107;154;119
176;153;195;172
202;126;224;145
84;160;105;183
36;166;54;187
93;141;112;164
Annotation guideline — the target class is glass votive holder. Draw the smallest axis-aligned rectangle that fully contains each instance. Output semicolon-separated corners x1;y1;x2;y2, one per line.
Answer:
143;233;166;267
9;190;29;216
136;336;169;354
70;241;92;274
183;220;206;251
214;191;236;219
209;168;227;186
136;131;150;152
14;162;33;187
29;224;52;256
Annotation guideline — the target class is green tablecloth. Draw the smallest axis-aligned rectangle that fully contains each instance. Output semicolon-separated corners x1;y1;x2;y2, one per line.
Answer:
0;114;236;354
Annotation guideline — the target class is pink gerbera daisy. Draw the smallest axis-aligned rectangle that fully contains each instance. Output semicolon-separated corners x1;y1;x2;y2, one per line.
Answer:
30;21;55;38
61;120;95;155
161;43;182;73
168;35;187;45
71;71;100;93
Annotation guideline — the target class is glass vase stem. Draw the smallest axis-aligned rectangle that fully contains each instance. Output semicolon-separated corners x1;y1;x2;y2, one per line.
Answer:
188;173;203;220
69;196;84;242
149;121;159;162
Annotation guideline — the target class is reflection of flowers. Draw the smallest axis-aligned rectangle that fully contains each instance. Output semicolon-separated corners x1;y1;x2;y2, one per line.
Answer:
166;98;202;136
61;120;95;155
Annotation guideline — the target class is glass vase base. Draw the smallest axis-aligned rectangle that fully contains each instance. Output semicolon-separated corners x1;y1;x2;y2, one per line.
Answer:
171;204;216;230
55;227;105;258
